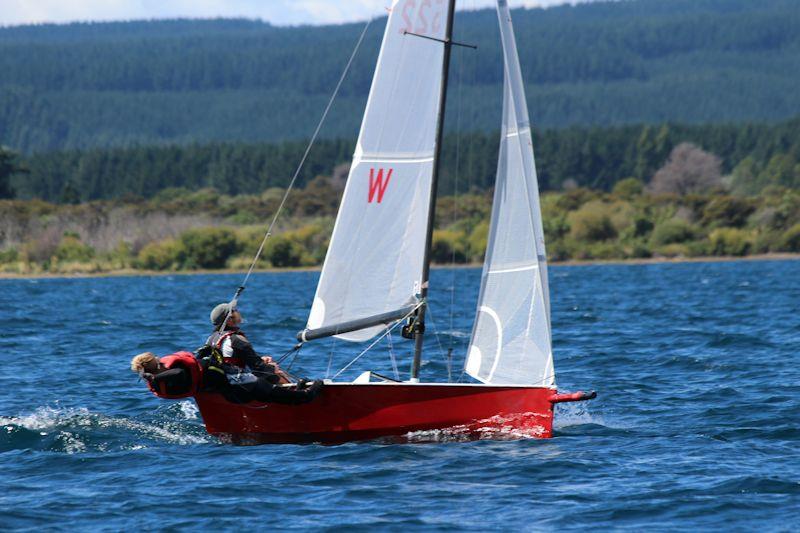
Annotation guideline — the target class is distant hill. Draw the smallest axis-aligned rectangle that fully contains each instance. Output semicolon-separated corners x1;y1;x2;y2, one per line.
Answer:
2;0;800;153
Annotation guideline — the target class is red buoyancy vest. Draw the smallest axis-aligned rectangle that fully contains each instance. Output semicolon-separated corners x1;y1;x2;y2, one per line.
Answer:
146;351;202;399
215;331;245;367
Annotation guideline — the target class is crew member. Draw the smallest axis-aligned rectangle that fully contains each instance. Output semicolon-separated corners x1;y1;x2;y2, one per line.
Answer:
207;302;323;404
130;351;195;397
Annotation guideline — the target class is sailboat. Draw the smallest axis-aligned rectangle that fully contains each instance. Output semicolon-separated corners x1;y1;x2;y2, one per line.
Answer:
145;0;595;443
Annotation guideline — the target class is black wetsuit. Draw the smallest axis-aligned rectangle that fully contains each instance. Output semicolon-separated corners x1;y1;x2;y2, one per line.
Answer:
146;368;192;396
224;378;323;405
207;328;322;405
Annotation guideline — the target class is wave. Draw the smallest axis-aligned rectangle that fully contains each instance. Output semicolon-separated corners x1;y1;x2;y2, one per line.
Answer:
0;402;210;454
704;331;776;349
710;476;800;495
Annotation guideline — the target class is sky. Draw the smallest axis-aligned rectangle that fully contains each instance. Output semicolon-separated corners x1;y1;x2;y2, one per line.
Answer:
0;0;595;27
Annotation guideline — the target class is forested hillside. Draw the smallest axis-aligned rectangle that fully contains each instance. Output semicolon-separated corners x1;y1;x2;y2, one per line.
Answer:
9;118;800;202
2;0;799;153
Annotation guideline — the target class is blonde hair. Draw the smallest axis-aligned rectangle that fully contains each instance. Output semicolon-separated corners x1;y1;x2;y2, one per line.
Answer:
130;352;159;374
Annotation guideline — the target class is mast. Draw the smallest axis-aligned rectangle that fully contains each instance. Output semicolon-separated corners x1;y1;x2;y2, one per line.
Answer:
410;0;458;382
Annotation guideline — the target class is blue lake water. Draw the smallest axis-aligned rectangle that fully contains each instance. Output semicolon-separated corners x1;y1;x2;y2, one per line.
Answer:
1;260;799;530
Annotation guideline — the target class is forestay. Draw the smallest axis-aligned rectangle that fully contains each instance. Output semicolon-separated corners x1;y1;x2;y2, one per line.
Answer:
464;0;555;386
306;0;450;342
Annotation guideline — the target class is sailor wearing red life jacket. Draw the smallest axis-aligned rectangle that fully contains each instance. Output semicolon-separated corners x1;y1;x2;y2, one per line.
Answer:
130;351;200;399
206;303;289;386
205;302;323;405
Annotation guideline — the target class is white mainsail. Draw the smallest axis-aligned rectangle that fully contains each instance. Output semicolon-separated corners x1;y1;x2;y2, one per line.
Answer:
306;0;450;342
464;0;555;386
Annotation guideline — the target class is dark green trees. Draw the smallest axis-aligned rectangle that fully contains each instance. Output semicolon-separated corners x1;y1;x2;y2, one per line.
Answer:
9;118;800;202
0;147;27;199
2;0;800;152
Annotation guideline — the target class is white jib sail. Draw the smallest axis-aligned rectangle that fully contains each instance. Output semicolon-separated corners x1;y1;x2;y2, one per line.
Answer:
464;0;555;386
306;0;450;342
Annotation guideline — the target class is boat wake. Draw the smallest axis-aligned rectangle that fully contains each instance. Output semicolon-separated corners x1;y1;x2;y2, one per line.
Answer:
402;412;549;443
0;402;210;453
400;402;612;443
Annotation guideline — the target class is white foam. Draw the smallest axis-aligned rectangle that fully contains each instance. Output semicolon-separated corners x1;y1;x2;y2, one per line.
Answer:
2;405;209;449
404;412;548;442
57;431;88;454
178;401;199;420
0;406;91;431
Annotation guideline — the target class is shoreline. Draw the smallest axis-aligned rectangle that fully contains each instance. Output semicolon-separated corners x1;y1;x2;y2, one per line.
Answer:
1;253;798;280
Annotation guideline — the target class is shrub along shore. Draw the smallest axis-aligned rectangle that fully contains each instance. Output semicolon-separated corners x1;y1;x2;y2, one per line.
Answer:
2;176;799;276
3;255;800;280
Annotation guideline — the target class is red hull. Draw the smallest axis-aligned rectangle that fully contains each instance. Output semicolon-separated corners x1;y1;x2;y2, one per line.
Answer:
193;383;557;444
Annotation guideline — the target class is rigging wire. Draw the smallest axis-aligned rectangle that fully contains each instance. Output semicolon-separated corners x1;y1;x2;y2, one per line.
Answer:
387;331;400;381
325;337;337;380
424;304;452;382
447;22;468;375
215;17;374;330
284;345;302;373
253;343;303;382
331;302;423;380
276;342;303;365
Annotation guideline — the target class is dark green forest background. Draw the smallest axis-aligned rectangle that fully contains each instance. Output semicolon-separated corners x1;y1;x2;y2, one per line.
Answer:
1;0;799;153
7;118;800;202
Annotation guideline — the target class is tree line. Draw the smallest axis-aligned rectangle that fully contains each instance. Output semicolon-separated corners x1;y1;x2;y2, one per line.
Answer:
5;117;800;203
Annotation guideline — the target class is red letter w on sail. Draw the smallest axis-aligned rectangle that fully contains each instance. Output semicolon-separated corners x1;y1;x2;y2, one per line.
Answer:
368;168;392;203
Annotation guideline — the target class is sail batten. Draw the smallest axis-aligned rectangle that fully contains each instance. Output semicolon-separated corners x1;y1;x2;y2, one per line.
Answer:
360;155;435;163
464;1;555;387
488;263;539;275
305;0;450;343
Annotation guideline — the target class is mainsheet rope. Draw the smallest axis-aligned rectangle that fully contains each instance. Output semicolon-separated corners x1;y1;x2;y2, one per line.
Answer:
215;17;374;332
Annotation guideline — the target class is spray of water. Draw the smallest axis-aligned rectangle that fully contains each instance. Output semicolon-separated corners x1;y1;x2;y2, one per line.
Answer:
1;403;210;453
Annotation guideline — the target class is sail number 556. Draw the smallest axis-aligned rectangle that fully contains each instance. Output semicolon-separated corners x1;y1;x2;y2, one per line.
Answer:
399;0;445;35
